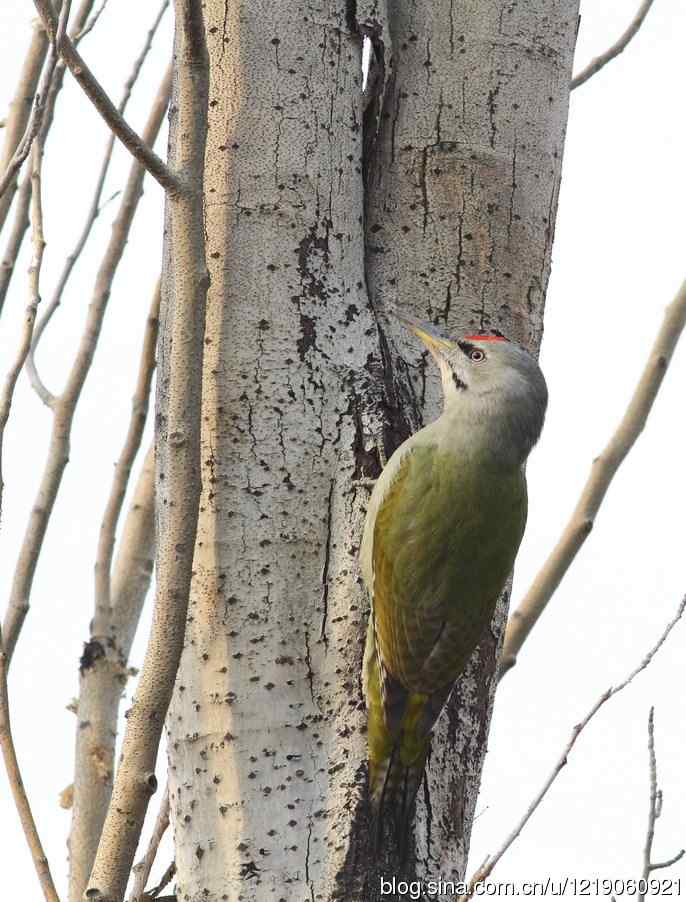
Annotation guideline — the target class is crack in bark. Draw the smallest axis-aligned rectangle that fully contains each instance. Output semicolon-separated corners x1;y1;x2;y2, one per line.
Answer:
420;145;430;235
220;0;229;61
424;37;432;85
434;87;443;143
456;212;464;296
508;140;517;239
319;478;335;647
442;281;452;324
305;820;315;902
422;769;434;863
303;628;317;707
487;84;500;148
389;86;400;165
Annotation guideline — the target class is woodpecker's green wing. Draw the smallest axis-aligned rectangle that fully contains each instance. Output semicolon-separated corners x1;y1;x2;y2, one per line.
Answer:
370;443;527;695
364;440;527;835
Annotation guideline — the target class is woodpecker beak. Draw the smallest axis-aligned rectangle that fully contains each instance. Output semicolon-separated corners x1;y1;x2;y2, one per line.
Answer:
389;309;455;357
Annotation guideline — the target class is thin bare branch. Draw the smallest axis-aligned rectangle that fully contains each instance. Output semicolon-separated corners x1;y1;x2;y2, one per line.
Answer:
93;280;160;632
572;0;655;90
64;20;168;888
37;0;103;153
87;2;210;895
637;709;685;901
1;152;56;902
117;1;170;100
500;278;686;679
640;707;658;891
67;278;158;902
2;67;171;668
69;447;156;902
0;0;99;314
0;170;31;317
650;851;686;872
0;630;60;902
0;1;72;204
0;101;45;204
109;444;156;649
0;20;48;234
460;594;686;900
129;787;170;902
33;0;176;192
28;0;170;406
74;0;110;42
0;143;61;902
0;144;46;522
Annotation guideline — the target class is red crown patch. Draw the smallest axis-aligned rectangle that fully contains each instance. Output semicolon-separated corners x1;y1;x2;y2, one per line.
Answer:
464;334;507;342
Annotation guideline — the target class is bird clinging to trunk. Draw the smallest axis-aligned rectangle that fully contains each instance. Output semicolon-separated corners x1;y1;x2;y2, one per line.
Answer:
360;310;548;851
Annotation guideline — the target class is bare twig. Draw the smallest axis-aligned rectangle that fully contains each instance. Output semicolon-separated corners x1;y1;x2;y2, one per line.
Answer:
0;1;72;204
637;709;684;902
74;0;110;42
0;19;48;234
0;144;46;523
649;851;686;872
500;279;686;678
130;787;171;902
2;67;171;668
1;154;57;902
109;443;156;652
116;1;170;98
572;0;656;90
93;280;160;632
28;0;170;407
0;170;31;316
0;629;60;902
641;708;659;887
33;0;176;191
87;3;210;896
0;1;99;314
460;594;686;900
41;0;103;141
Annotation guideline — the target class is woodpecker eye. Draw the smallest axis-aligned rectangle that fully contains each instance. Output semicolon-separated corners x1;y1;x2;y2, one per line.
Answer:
469;349;485;362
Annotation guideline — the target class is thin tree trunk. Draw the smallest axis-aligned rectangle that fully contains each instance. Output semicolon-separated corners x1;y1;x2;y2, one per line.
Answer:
68;446;156;902
163;2;579;900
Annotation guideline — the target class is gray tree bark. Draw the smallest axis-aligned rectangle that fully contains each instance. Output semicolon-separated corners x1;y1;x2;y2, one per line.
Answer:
362;0;580;883
161;2;579;900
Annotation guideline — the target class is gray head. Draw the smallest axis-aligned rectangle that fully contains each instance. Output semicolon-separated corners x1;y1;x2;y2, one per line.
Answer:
393;310;548;464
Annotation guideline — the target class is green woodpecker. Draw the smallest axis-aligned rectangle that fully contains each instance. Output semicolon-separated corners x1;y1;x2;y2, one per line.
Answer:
361;311;547;844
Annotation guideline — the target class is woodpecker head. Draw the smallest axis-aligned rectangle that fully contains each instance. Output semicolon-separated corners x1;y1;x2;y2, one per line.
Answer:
392;309;548;462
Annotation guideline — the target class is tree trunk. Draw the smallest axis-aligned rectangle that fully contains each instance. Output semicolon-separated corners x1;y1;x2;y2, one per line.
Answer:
362;0;580;882
162;2;579;900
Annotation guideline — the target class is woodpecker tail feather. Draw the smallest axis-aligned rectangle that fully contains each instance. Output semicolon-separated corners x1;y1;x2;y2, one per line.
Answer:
367;679;432;857
364;622;451;856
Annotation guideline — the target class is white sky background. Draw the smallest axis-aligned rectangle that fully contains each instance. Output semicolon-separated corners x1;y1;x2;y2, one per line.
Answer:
1;2;685;897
